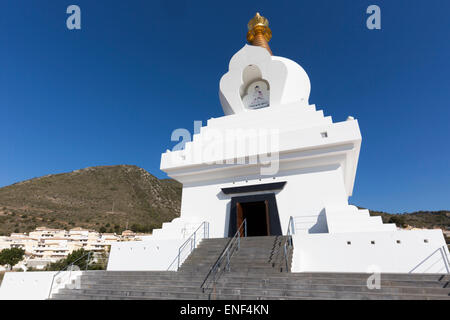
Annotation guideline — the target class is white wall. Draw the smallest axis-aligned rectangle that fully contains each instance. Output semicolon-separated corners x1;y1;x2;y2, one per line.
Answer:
177;165;348;238
0;270;82;300
324;205;396;233
291;229;450;274
107;238;187;271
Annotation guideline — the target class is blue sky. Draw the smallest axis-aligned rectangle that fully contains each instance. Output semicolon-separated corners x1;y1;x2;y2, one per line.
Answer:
0;0;449;213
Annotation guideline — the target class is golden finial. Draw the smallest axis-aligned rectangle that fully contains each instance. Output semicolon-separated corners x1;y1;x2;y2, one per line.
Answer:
246;12;273;55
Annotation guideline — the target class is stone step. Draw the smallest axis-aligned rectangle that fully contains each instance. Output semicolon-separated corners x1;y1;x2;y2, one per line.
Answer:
181;261;283;267
198;242;280;247
80;279;206;287
55;288;207;299
184;257;286;264
51;292;330;300
192;248;281;254
54;286;450;300
185;252;288;259
220;272;450;282
77;281;449;296
79;273;447;290
179;267;286;274
52;290;450;301
207;285;450;300
215;283;450;296
219;276;448;288
180;262;287;269
50;293;204;300
78;271;450;284
81;271;177;277
287;272;450;282
79;274;206;282
204;236;280;241
80;284;205;293
51;236;449;301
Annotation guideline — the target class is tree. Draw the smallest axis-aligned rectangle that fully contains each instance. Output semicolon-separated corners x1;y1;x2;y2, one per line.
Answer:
0;248;25;270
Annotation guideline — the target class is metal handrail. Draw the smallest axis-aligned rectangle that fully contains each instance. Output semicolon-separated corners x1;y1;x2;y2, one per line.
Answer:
287;216;295;236
409;246;450;274
283;216;294;272
440;246;450;273
201;219;247;298
444;246;450;267
47;250;93;299
167;221;210;271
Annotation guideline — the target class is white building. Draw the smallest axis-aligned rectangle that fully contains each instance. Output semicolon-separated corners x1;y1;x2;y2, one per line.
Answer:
0;227;141;270
107;13;449;274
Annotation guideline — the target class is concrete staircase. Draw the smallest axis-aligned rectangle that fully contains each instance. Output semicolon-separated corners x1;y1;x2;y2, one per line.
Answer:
179;236;291;274
50;236;450;300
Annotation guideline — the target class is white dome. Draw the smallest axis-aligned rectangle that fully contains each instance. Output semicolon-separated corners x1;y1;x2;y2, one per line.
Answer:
219;45;311;115
271;56;311;106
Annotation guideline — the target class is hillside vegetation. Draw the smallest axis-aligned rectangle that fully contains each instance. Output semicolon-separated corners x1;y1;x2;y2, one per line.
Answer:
0;165;181;235
368;209;449;230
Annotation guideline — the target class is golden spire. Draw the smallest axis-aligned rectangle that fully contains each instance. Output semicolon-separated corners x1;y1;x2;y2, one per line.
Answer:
246;12;273;55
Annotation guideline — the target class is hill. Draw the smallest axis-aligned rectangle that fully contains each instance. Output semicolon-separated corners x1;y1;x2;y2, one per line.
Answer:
0;165;181;235
368;209;450;245
368;209;450;231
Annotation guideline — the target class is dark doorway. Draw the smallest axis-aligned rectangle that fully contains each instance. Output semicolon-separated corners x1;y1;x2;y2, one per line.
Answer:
237;201;270;237
228;193;282;237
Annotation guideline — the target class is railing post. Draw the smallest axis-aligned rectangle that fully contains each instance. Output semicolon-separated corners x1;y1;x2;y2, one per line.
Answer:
284;241;289;272
244;220;247;238
194;232;196;250
444;246;450;273
48;275;55;299
440;246;450;274
86;251;91;271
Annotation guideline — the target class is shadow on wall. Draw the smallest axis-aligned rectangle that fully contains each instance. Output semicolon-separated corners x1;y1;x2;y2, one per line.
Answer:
224;201;231;237
291;209;329;235
309;209;329;234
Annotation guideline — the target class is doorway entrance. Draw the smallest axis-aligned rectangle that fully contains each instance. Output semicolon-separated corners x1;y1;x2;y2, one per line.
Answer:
228;193;282;237
237;201;270;237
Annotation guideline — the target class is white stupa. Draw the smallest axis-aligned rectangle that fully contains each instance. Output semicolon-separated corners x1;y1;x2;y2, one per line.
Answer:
1;13;449;301
107;13;449;274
